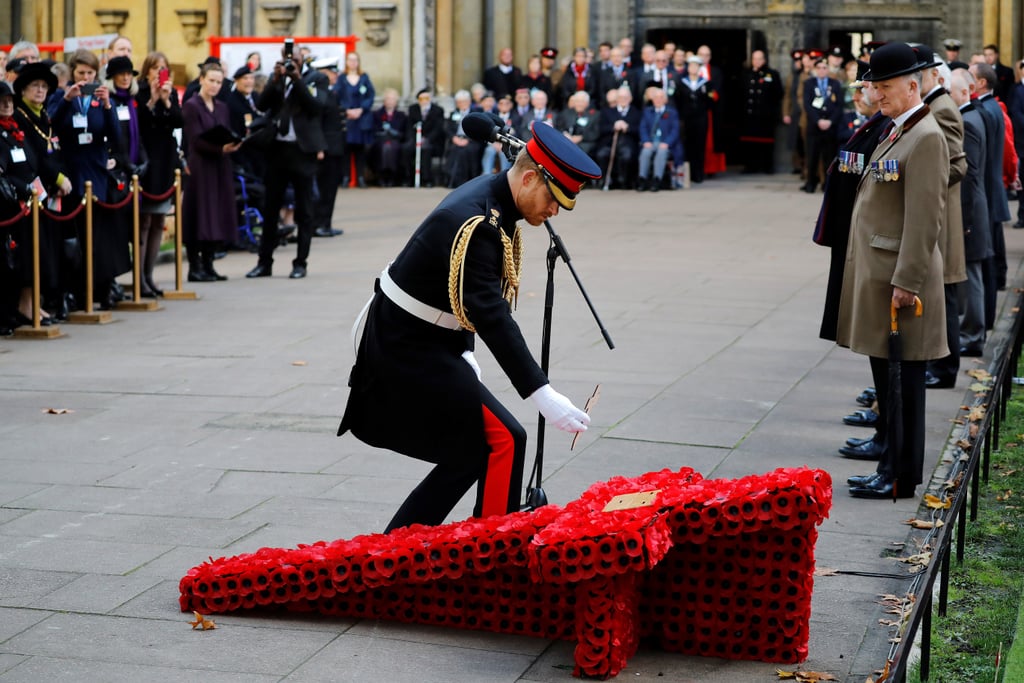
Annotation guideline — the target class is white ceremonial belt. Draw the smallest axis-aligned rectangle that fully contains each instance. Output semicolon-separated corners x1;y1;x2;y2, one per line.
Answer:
379;264;462;331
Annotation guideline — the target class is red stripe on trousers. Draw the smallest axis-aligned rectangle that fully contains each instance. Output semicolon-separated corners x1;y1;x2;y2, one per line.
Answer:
480;404;515;516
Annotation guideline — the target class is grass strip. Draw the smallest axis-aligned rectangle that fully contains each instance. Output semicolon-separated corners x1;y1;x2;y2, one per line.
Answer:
910;391;1024;682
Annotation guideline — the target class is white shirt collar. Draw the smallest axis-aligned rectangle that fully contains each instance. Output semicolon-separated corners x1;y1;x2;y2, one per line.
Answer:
892;102;925;128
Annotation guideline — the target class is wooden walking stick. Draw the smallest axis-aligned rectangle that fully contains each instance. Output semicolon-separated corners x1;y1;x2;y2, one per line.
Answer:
602;129;619;191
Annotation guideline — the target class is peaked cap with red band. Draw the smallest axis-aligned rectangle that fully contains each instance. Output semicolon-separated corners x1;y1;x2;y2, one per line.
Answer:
524;121;601;210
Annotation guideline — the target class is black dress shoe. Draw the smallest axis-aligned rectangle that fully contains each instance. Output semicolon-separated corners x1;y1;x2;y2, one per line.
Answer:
289;265;307;279
847;471;881;487
846;435;875;447
246;264;273;278
925;372;955;389
849;475;916;499
843;409;878;427
959;346;983;357
1013;220;1024;229
314;227;342;237
207;268;228;281
188;270;217;283
855;387;876;407
801;184;816;193
838;440;886;460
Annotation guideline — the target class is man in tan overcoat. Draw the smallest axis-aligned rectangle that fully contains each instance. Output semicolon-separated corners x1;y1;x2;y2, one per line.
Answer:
838;42;950;500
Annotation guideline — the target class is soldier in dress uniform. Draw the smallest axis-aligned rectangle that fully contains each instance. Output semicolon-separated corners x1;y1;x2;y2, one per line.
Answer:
740;49;784;173
943;39;962;65
339;123;600;532
802;57;844;193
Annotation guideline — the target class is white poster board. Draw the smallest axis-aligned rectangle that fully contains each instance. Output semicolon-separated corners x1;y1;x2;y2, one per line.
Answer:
216;39;350;78
63;33;118;53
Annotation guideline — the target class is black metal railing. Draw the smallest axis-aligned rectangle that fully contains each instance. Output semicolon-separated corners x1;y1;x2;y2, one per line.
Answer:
882;289;1024;682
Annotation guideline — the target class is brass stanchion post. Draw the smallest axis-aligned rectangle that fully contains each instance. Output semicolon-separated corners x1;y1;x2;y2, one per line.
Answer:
68;181;113;324
116;174;160;311
163;168;198;300
14;189;63;338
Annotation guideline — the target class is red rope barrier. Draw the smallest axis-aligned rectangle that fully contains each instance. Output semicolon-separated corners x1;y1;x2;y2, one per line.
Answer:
139;184;176;201
0;203;29;228
40;199;86;222
93;193;135;210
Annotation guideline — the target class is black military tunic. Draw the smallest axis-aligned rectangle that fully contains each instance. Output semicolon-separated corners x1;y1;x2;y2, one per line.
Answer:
339;170;547;465
740;66;784;173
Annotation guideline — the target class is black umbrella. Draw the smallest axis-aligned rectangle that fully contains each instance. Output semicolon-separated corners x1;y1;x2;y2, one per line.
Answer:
887;297;922;501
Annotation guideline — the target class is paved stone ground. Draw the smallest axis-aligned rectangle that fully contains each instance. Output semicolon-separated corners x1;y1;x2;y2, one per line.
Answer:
0;174;1021;682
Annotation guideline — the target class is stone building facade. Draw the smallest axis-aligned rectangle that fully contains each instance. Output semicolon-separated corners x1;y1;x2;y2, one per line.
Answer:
3;0;1019;100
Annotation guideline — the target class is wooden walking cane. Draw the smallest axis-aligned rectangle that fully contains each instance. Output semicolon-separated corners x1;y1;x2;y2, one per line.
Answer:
602;129;619;191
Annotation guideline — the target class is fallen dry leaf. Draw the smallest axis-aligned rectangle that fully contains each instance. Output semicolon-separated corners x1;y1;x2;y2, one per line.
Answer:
956;438;973;452
900;551;932;566
969;423;979;439
41;408;74;415
967;406;987;422
1000;469;1018;478
291;360;307;366
966;369;992;382
970;382;990;393
776;671;838;682
997;490;1014;502
903;518;944;530
923;494;951;510
189;611;216;630
814;567;839;577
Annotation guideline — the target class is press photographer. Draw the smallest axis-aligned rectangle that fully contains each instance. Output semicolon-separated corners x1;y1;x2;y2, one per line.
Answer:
246;39;328;280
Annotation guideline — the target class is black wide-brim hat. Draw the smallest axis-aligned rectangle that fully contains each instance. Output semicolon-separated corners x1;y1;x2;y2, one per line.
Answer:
525;122;601;210
861;42;924;82
910;44;942;70
13;62;57;96
106;56;138;78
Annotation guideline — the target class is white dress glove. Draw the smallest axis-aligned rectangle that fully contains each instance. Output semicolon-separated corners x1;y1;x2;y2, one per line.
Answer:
461;350;481;380
530;384;590;433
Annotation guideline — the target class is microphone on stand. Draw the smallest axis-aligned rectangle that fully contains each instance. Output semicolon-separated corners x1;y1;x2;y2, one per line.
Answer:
462;112;525;160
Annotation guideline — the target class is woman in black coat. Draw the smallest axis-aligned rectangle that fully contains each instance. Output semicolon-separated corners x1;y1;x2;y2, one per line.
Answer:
136;51;183;296
0;80;38;329
369;88;407;186
11;63;72;322
50;49;125;311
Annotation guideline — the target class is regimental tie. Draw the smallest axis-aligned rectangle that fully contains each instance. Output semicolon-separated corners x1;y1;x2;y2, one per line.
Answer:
838;150;865;174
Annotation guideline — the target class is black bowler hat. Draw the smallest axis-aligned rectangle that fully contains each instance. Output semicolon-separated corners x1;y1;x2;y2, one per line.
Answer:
910;44;942;70
12;62;57;95
5;57;25;74
861;42;923;82
198;56;221;68
106;56;138;78
525;122;601;210
233;65;253;80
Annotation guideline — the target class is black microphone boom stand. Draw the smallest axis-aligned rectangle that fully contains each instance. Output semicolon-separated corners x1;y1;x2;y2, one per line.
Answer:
523;217;615;510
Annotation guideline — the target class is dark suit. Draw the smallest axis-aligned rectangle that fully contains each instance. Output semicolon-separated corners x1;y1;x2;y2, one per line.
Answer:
975;92;1010;327
993;61;1015;108
255;69;328;270
802;76;844;190
598;65;638;104
444;109;482;188
923;88;968;384
554;107;600;160
225;88;263;176
312;72;347;231
404;103;445;186
482;64;522;100
596;104;641;187
637;105;680;183
959;103;991;353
